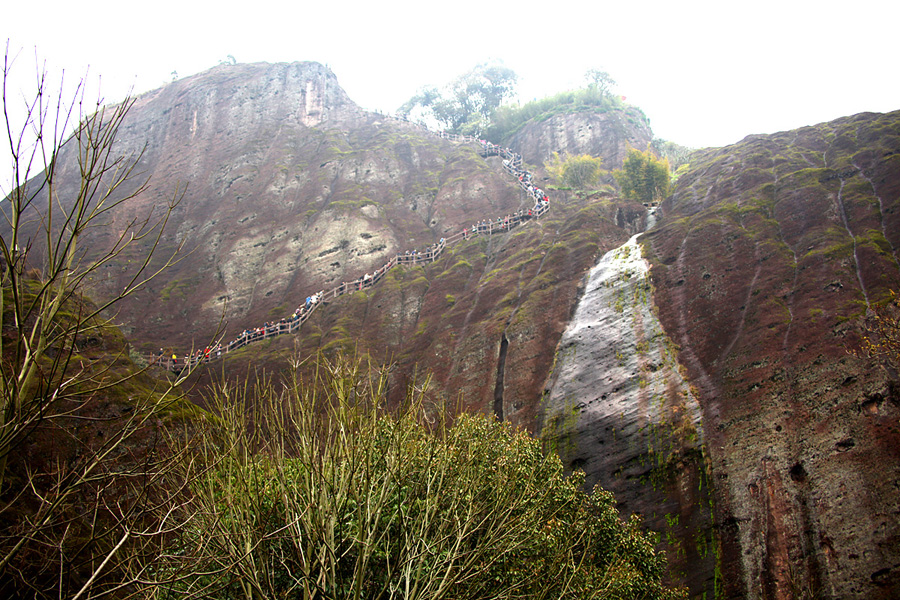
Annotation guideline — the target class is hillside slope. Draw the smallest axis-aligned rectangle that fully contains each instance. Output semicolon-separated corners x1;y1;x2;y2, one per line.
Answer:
8;62;653;429
20;62;528;349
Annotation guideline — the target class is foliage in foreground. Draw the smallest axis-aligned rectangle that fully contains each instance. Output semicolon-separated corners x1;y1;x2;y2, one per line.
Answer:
160;354;682;599
0;48;199;600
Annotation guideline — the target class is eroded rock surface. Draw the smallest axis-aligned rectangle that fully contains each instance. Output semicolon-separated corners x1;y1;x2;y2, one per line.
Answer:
543;231;715;596
22;62;525;348
505;109;652;168
13;59;900;598
645;111;900;599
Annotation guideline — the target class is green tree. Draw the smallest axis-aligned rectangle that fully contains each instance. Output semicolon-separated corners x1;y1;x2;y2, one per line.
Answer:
614;147;671;204
399;62;518;135
546;152;604;189
585;68;616;97
652;138;693;172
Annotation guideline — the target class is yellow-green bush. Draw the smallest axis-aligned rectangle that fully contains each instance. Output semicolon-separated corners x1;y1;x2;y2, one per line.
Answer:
160;353;683;599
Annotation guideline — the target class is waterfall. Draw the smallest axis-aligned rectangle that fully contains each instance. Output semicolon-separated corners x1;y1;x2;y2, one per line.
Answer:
542;217;716;595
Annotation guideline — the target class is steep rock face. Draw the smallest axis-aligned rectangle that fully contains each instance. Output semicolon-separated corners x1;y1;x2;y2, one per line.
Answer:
504;109;653;168
644;111;900;599
15;63;654;435
543;230;716;597
211;190;650;431
22;63;527;348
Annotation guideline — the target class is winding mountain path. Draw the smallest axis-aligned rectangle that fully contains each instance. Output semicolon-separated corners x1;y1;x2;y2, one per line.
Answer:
149;132;551;371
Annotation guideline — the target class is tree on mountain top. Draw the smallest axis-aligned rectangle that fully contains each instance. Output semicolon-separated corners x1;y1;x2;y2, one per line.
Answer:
614;147;671;204
398;62;518;136
585;68;616;97
652;138;693;172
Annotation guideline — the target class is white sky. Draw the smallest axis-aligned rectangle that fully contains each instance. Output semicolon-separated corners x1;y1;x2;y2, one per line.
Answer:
3;0;898;157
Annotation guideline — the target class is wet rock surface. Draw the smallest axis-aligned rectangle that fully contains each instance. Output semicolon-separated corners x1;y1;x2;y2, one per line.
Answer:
543;231;716;597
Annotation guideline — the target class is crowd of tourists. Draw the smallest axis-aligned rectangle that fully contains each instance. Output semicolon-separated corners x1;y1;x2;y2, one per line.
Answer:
150;133;551;373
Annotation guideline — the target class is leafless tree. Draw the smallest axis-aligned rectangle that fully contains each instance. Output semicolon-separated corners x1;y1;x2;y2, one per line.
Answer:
0;43;207;599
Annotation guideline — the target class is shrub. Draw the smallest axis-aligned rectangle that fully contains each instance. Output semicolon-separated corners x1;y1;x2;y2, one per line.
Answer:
547;152;604;190
160;353;682;599
483;87;628;142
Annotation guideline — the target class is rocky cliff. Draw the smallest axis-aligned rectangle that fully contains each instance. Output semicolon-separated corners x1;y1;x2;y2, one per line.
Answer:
29;62;538;349
644;111;900;599
504;108;653;168
10;62;650;431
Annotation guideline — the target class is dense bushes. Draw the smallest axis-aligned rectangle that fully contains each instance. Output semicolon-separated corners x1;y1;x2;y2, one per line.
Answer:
159;354;682;599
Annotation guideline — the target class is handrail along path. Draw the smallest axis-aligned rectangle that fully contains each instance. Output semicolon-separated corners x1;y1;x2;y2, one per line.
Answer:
149;131;551;372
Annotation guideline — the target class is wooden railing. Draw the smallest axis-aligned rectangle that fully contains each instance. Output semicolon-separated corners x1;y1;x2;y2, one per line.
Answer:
147;131;550;372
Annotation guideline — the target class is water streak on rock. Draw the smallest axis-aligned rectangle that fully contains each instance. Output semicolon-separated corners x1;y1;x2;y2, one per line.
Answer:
542;224;715;596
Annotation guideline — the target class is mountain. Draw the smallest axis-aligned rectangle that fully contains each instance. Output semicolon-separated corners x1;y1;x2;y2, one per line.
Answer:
7;61;653;427
7;60;900;598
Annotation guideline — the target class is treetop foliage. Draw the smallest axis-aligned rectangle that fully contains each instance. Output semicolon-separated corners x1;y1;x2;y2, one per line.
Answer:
651;138;694;173
613;147;671;204
546;152;604;190
398;64;641;143
585;69;617;96
482;67;631;143
398;61;518;136
160;353;683;599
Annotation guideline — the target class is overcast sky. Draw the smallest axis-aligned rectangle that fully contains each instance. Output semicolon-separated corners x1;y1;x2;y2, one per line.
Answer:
3;0;898;159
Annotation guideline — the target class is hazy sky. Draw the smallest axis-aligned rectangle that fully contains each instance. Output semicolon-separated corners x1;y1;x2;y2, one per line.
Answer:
3;0;898;154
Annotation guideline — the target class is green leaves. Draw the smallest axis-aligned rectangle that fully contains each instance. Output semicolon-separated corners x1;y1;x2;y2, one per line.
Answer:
547;152;605;190
614;147;671;204
398;62;518;136
162;353;683;599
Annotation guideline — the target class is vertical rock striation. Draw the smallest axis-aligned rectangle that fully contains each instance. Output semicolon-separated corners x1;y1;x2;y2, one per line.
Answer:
644;110;900;599
505;109;653;169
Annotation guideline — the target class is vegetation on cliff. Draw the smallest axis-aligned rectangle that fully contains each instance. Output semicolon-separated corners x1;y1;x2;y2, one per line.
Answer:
643;109;900;599
398;62;644;145
613;148;671;204
546;152;605;189
484;86;635;144
397;61;519;136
